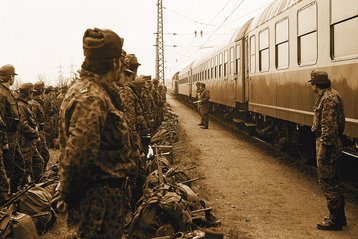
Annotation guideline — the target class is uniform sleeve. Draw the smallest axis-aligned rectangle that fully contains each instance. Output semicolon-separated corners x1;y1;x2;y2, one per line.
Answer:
134;95;149;134
320;97;338;145
60;95;107;203
202;90;210;102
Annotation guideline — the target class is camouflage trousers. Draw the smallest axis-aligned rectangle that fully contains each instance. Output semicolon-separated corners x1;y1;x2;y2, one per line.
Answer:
36;130;50;171
316;140;345;215
66;184;127;239
3;132;24;193
20;140;44;184
0;148;9;203
199;103;209;127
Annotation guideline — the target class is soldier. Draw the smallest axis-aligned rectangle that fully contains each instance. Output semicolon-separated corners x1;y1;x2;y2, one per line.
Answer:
151;78;163;129
59;28;134;238
195;82;203;126
197;82;210;129
29;82;50;170
141;75;156;132
118;66;149;210
18;83;44;183
0;64;24;194
125;53;141;75
309;70;346;230
43;86;56;148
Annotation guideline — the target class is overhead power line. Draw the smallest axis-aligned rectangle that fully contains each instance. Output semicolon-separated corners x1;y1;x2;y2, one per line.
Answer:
200;0;246;48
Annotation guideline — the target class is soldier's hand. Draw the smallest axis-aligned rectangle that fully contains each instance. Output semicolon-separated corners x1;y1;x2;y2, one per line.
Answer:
2;144;9;151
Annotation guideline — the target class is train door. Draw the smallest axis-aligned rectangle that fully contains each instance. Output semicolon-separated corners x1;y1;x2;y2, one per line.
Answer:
244;36;249;102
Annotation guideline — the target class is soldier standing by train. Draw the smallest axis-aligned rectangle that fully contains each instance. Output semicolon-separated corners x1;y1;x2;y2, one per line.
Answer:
29;82;50;171
18;83;44;184
197;82;210;129
309;70;346;230
0;64;24;194
59;28;134;238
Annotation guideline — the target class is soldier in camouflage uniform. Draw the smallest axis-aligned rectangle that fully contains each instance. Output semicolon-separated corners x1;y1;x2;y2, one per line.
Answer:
29;82;50;171
59;28;134;239
141;75;155;132
118;58;149;210
43;86;56;148
309;70;346;230
151;78;163;129
0;65;24;194
18;83;44;184
197;83;210;129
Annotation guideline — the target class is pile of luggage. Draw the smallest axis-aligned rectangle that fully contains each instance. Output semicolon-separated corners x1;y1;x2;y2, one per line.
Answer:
151;104;180;146
127;106;222;239
0;165;60;239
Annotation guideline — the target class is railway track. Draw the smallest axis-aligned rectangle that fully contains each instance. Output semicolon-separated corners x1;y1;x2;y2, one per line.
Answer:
173;94;358;199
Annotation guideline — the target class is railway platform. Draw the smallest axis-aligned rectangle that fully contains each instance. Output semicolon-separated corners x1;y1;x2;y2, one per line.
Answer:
167;94;358;239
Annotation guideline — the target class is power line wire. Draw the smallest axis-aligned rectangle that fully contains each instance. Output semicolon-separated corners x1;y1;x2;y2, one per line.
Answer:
200;0;246;48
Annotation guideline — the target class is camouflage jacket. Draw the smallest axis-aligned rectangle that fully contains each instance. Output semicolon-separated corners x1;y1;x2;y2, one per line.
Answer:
59;71;134;202
18;98;39;140
119;83;149;135
311;87;345;146
43;92;56;117
198;88;210;104
29;97;46;130
0;83;20;132
151;86;163;107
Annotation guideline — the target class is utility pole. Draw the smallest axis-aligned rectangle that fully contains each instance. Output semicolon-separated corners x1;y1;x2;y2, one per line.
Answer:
156;0;165;85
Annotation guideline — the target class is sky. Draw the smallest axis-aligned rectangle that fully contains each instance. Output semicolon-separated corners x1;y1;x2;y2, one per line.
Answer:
1;0;273;86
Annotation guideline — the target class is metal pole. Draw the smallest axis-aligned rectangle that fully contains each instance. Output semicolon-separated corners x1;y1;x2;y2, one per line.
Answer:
156;0;165;85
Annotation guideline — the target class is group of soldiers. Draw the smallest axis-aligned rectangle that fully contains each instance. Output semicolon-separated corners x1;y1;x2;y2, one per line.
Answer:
56;28;167;238
0;66;65;205
1;28;168;238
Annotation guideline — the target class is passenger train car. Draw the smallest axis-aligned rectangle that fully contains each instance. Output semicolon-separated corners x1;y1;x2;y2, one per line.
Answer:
174;0;358;160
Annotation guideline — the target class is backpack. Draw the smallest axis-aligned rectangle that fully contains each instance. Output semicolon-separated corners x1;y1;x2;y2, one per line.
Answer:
18;184;56;233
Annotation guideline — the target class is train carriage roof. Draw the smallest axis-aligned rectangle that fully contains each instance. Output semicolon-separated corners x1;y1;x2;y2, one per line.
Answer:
231;18;253;42
248;0;303;31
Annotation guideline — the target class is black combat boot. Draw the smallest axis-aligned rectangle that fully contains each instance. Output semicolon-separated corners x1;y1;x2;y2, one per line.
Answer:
317;215;343;230
197;123;204;126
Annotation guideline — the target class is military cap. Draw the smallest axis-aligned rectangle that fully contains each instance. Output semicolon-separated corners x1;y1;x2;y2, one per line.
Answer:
133;76;145;86
34;82;45;90
309;70;330;84
125;54;141;67
152;78;159;85
19;83;35;93
0;64;17;77
83;28;123;58
142;75;152;82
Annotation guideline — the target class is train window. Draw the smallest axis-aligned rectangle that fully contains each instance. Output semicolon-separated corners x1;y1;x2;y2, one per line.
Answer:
275;18;289;69
215;55;218;79
219;53;223;78
330;0;358;60
297;2;317;66
224;50;228;77
259;28;269;72
236;44;241;76
230;47;234;76
250;35;256;73
211;58;214;79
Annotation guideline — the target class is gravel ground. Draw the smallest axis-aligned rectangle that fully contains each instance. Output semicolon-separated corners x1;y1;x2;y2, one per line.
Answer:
167;94;358;239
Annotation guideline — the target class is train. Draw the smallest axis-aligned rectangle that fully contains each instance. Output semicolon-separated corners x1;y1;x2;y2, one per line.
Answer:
173;0;358;162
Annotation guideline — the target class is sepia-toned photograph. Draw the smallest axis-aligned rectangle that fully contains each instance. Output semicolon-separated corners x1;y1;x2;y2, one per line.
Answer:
0;0;357;238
